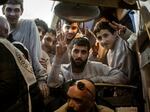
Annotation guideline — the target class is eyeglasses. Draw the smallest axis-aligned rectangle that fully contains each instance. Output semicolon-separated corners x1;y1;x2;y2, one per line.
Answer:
67;79;94;98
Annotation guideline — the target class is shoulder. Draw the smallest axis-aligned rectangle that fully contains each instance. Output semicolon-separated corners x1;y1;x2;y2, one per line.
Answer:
19;19;36;28
0;39;14;56
112;37;129;52
87;60;105;68
97;105;114;112
54;103;67;112
12;42;29;60
20;19;34;24
87;60;103;65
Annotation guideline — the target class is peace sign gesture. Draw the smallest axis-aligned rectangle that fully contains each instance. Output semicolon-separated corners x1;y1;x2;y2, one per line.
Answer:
56;31;67;58
109;21;127;35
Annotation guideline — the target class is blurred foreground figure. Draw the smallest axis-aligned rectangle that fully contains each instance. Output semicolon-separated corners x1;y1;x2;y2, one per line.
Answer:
0;16;44;112
2;0;49;99
55;79;114;112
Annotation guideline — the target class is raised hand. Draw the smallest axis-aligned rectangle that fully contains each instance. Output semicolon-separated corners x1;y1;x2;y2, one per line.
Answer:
56;32;67;58
109;21;127;35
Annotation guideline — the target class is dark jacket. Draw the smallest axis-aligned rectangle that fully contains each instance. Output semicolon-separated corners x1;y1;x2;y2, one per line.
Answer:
0;43;44;112
0;43;28;112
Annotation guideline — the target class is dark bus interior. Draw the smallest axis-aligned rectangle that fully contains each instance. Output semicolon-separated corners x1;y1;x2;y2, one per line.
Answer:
49;0;150;112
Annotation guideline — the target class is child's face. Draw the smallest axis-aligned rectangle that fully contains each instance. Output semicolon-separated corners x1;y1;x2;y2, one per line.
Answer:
96;29;117;49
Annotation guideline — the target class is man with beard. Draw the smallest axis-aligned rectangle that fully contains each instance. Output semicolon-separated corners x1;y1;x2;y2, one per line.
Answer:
55;79;114;112
57;20;97;64
56;20;79;64
47;36;129;88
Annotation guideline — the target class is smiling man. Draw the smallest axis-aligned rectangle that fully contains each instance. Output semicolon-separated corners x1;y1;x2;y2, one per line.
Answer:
61;20;79;45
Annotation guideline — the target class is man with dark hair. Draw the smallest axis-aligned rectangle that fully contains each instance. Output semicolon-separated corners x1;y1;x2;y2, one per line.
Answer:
42;28;57;64
57;19;97;64
34;18;51;74
47;36;129;88
2;0;49;99
34;18;48;40
94;21;139;85
0;0;8;5
55;79;114;112
61;20;79;44
56;20;80;64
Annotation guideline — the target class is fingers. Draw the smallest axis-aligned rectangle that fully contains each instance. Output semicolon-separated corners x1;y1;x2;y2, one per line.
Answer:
109;21;122;30
56;32;66;45
109;21;126;35
39;82;49;98
55;32;67;57
56;32;63;42
95;42;99;50
109;21;119;30
112;21;120;26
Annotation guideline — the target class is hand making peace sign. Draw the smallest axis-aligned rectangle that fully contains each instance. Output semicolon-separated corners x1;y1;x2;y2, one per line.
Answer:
55;31;67;58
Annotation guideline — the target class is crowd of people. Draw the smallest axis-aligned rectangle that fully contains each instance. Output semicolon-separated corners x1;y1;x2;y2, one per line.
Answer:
0;0;148;112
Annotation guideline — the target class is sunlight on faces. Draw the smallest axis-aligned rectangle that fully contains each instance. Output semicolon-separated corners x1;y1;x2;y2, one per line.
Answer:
3;4;23;26
96;29;117;49
62;22;78;40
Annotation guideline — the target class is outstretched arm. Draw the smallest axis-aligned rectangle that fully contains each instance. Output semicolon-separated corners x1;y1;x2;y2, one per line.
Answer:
47;32;67;88
109;21;137;51
90;63;129;84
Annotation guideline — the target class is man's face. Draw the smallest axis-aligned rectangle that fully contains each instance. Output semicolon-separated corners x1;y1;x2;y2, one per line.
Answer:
62;22;78;40
70;45;89;68
96;29;117;49
42;32;56;53
37;26;46;41
2;4;22;26
67;83;93;112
